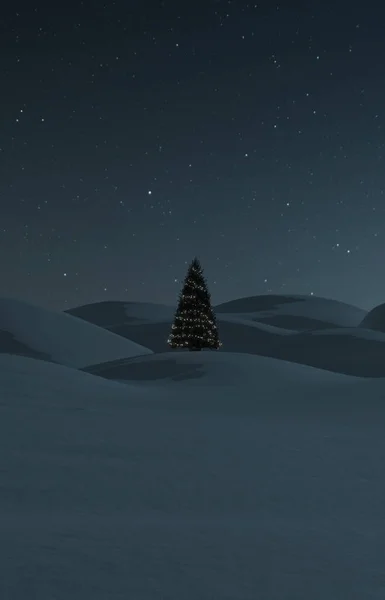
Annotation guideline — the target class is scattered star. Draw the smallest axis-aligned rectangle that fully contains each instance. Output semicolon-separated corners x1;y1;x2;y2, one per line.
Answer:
0;1;383;310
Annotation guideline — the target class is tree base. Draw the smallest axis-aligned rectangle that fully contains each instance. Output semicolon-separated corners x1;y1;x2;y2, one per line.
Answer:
189;347;202;351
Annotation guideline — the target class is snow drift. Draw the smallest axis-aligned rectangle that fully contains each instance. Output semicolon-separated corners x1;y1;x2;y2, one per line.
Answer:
272;326;385;377
215;294;367;330
68;300;174;328
2;352;385;599
68;294;367;334
67;295;382;376
0;297;152;368
359;301;385;332
84;349;348;389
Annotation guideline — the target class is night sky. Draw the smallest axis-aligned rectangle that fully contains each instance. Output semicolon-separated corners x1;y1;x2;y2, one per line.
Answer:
1;1;385;311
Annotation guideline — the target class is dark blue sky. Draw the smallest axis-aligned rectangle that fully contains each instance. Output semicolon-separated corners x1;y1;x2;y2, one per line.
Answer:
1;0;385;310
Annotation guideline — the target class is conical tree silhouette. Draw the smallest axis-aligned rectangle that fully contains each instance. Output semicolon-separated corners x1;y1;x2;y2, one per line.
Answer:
168;257;221;351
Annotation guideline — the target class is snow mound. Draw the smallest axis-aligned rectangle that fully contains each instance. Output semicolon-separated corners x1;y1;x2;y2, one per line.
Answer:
0;353;139;405
65;295;383;376
215;294;367;330
84;350;351;389
66;295;367;359
69;294;367;334
67;300;174;327
67;301;176;352
72;317;290;356
64;297;301;355
0;297;152;368
274;326;385;377
2;354;385;598
359;302;385;332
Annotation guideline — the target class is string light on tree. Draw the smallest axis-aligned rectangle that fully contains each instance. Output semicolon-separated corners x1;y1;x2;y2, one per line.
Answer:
168;257;222;351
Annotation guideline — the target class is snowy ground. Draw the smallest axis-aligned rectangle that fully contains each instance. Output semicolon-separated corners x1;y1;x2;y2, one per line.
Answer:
215;293;367;329
0;297;151;368
66;295;385;375
1;353;385;599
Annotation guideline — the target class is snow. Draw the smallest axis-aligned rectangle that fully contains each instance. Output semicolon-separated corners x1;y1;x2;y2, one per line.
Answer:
276;326;385;377
69;294;369;334
310;326;385;341
360;301;385;332
66;295;368;358
0;297;152;368
216;312;294;334
68;300;175;327
215;294;367;330
84;349;347;388
2;351;385;599
66;295;385;376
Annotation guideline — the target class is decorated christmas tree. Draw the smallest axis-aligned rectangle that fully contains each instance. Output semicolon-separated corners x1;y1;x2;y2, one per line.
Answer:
168;257;221;351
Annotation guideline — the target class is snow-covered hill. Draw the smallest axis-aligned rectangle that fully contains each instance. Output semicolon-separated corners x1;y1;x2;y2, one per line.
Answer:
66;293;366;345
84;348;351;389
359;301;385;332
68;301;294;354
68;300;175;328
215;294;367;330
0;297;152;368
2;352;385;599
68;294;367;334
273;326;385;377
66;295;379;375
83;323;385;381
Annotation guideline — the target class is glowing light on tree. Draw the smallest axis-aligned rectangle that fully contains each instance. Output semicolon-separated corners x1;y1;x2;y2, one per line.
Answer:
168;257;221;351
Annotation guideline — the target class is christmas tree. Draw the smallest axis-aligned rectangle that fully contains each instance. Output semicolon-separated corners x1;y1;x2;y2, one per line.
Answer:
168;257;221;351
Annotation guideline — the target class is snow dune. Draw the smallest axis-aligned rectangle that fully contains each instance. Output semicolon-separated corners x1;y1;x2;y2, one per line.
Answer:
68;300;175;327
2;294;385;597
0;297;152;368
215;293;367;330
68;294;367;334
1;353;385;598
84;348;350;390
360;301;385;332
68;295;385;376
